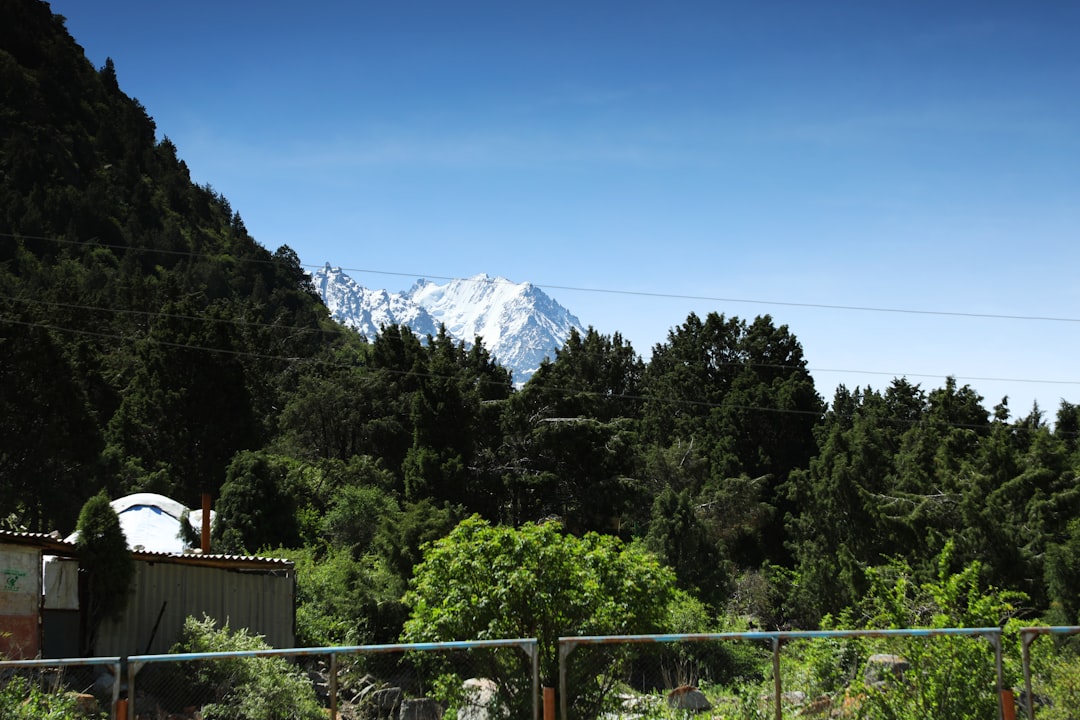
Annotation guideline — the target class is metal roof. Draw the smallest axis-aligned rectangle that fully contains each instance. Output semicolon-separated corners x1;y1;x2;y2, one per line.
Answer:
0;529;292;571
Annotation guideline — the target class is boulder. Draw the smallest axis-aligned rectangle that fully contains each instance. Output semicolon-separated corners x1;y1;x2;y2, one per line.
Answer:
666;685;711;712
458;678;506;720
399;697;442;720
863;654;909;687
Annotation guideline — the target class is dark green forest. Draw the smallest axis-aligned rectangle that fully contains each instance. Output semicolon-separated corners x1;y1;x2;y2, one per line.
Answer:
4;0;1080;648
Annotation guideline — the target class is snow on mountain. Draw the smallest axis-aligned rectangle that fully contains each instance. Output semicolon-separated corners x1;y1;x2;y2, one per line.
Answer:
312;265;438;339
311;265;584;383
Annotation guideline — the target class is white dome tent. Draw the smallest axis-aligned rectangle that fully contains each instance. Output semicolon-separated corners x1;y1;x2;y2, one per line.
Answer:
64;492;214;554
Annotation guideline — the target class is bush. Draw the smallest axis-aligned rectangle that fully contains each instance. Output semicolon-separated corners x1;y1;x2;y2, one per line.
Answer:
171;615;323;720
0;675;104;719
403;515;680;720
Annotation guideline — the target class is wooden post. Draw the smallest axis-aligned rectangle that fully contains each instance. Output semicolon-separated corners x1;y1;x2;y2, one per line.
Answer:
1001;689;1016;720
201;492;211;553
543;687;555;720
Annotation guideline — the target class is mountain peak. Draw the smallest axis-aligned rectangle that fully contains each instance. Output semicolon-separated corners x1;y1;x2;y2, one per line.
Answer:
312;267;584;383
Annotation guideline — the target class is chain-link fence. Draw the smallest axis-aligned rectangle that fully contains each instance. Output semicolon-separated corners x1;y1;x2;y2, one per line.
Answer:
1019;625;1080;720
8;627;1080;719
0;655;122;718
558;629;1012;720
124;638;539;720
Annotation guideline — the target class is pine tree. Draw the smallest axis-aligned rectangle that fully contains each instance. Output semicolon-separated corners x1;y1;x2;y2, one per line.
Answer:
75;491;134;656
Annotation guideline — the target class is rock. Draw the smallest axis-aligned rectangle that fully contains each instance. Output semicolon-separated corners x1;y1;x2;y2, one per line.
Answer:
399;697;442;720
458;678;506;720
69;692;99;715
372;687;403;713
781;690;807;706
666;685;711;712
863;654;909;687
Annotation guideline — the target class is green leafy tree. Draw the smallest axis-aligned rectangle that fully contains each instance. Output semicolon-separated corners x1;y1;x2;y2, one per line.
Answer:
279;545;407;647
523;326;644;422
403;516;679;718
75;491;134;656
320;463;400;555
277;359;410;469
403;327;512;513
645;487;727;605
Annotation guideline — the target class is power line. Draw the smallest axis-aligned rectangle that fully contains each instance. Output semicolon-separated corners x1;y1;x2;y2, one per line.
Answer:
0;315;313;363
2;313;1074;433
0;294;330;335
5;232;1080;396
6;232;1080;324
5;292;1078;390
316;265;1080;325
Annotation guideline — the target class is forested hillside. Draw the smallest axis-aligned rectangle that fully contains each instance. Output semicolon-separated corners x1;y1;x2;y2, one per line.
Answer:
3;0;1080;649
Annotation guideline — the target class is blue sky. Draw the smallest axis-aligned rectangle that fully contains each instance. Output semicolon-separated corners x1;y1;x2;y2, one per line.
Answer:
50;0;1080;419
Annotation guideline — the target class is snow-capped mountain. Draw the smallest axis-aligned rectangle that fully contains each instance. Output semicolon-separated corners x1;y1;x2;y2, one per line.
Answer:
312;266;439;339
311;265;585;384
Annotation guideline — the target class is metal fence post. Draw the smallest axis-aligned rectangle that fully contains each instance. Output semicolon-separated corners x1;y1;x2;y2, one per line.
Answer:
111;659;121;720
531;641;541;720
329;652;337;719
984;630;1004;720
558;640;571;720
1021;630;1036;720
772;636;783;720
126;658;138;720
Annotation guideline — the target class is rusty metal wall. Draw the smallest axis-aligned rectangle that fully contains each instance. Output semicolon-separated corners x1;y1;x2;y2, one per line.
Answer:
96;560;294;656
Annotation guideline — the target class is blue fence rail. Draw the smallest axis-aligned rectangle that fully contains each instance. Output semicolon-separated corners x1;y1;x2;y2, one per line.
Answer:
3;627;1078;718
559;627;1011;720
126;637;539;720
0;655;122;717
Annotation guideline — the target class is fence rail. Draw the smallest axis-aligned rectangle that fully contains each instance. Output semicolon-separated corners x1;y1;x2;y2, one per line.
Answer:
126;637;539;720
0;655;122;717
559;628;1012;720
3;627;1078;719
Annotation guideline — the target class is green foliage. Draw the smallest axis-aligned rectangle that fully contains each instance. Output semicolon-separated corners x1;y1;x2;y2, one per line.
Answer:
1037;650;1080;720
815;544;1026;720
403;516;679;717
375;497;461;581
0;675;103;720
75;491;134;656
321;477;399;555
279;545;406;647
0;320;104;532
172;615;323;720
213;451;303;553
11;4;1080;679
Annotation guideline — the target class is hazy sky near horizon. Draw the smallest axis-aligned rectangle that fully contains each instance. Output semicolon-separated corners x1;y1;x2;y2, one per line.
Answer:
50;0;1080;419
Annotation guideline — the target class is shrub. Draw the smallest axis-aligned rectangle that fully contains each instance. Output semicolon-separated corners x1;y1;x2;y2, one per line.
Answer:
171;615;323;720
0;675;104;720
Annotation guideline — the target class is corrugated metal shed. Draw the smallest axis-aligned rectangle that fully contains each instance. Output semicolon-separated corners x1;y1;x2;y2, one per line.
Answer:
0;529;72;554
96;556;295;656
0;530;296;657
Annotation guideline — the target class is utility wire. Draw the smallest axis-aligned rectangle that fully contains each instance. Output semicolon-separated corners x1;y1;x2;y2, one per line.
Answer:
4;295;1078;389
5;231;1080;324
0;294;329;335
316;265;1080;325
2;313;1074;434
4;232;1080;397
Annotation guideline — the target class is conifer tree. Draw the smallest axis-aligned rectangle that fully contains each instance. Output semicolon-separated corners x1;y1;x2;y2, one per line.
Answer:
75;491;134;656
